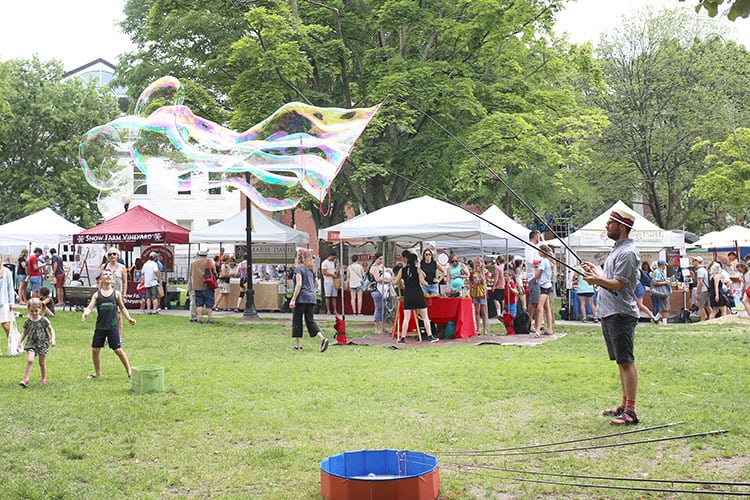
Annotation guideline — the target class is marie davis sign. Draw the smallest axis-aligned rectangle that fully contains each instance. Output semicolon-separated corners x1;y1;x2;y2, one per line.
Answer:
235;244;297;263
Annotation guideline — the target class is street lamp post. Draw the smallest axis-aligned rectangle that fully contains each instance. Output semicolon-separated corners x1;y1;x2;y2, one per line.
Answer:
243;174;260;321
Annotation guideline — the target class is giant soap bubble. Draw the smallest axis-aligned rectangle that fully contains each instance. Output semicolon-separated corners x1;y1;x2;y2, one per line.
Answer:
80;76;380;215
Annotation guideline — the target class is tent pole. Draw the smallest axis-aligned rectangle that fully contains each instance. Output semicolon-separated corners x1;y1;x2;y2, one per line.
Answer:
339;239;345;320
480;232;486;335
243;197;260;321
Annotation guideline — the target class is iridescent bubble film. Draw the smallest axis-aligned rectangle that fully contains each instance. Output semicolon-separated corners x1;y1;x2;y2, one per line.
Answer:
80;76;380;214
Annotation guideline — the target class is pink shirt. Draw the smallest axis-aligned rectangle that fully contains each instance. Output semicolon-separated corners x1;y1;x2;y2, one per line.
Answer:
493;265;505;290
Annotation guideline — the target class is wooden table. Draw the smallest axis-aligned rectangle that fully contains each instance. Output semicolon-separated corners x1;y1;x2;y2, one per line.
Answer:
215;281;284;311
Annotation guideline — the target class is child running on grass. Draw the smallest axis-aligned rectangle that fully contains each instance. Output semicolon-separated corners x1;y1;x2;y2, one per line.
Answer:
18;298;56;387
81;269;136;379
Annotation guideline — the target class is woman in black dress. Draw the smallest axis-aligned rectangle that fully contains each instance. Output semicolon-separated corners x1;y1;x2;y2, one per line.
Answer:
393;251;438;344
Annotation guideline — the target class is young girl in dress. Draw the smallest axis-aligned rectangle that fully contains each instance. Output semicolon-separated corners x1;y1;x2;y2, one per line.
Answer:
18;298;56;387
469;257;490;335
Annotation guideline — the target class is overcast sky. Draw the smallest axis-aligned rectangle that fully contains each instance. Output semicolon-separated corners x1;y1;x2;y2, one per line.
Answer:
0;1;131;70
0;0;747;71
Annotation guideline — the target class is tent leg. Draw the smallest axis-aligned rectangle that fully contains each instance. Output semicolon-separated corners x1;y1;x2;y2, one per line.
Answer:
339;240;345;320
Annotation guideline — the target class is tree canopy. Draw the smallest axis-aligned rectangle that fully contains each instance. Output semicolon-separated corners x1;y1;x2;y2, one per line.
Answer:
690;128;750;225
590;9;750;231
0;58;121;226
680;0;750;20
117;0;610;231
113;1;750;234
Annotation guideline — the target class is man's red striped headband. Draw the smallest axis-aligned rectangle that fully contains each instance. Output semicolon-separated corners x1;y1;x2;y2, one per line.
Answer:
609;210;635;228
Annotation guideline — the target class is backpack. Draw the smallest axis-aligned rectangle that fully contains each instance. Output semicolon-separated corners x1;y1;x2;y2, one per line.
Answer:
361;270;377;293
513;308;531;334
678;309;691;323
724;287;735;308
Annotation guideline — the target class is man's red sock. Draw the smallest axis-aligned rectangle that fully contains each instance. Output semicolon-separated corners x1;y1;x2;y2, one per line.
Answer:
625;399;636;414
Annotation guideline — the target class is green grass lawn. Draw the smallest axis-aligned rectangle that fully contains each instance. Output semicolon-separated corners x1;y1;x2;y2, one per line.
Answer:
1;311;748;498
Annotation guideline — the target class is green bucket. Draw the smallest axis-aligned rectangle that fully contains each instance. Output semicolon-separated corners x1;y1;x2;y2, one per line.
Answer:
131;365;165;394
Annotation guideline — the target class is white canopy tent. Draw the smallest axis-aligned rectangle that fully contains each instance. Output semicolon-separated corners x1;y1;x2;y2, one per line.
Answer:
566;201;683;252
190;206;309;244
690;225;750;250
318;196;529;321
438;204;530;256
558;200;684;285
318;196;509;244
0;208;84;253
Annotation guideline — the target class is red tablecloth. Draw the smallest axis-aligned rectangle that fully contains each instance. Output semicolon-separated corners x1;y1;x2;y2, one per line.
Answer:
395;297;476;338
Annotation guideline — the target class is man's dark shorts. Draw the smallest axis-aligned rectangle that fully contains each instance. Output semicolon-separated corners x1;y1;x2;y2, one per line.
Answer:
528;278;541;304
601;314;637;364
92;328;122;350
146;285;160;299
195;289;215;309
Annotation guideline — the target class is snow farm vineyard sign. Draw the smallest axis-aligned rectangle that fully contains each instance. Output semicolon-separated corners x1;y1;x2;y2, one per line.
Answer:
73;232;168;245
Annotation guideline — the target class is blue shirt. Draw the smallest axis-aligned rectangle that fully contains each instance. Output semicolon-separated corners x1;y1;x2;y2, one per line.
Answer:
598;238;640;318
576;275;594;294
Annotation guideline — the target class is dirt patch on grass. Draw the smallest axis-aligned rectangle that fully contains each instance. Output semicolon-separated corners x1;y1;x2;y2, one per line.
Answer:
702;454;750;476
701;315;750;325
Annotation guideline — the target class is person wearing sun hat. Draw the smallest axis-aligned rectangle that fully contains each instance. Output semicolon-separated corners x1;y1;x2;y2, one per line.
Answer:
189;249;215;323
582;206;641;426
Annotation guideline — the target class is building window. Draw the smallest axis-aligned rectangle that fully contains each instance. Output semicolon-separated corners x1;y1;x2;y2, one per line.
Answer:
178;172;191;196
207;219;222;226
133;166;147;195
177;219;193;230
208;172;222;196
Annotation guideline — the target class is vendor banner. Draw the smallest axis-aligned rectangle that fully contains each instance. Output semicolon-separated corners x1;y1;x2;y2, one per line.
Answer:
73;232;167;245
235;244;296;263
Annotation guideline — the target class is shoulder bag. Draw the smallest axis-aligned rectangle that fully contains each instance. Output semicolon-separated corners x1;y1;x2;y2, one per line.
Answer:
650;269;671;299
203;261;218;290
361;270;377;293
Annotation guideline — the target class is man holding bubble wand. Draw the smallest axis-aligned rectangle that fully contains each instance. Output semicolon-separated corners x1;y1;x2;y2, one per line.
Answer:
581;208;641;426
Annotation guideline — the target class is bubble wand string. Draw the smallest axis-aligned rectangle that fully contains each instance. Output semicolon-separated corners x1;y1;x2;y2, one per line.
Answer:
402;98;588;267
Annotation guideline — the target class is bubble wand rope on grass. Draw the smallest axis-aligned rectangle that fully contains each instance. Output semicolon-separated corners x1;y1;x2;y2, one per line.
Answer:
403;98;587;265
436;420;685;455
444;464;750;496
441;429;729;457
446;462;750;489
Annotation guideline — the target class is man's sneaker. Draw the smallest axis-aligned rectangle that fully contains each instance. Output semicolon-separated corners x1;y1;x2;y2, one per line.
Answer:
320;337;329;352
397;338;406;344
289;345;302;351
427;336;439;343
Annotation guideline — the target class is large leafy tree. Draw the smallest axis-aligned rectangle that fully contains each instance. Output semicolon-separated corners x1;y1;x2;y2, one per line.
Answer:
453;40;609;228
0;58;121;226
690;128;750;225
118;0;609;231
592;9;750;230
